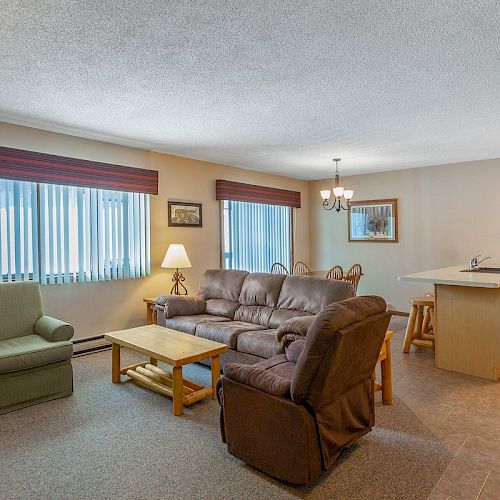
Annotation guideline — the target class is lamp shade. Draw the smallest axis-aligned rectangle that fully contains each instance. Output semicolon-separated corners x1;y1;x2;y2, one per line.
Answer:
161;244;192;269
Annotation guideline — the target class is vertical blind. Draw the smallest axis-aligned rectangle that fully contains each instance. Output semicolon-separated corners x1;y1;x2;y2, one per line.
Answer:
223;200;292;273
0;179;150;284
0;179;38;281
39;185;150;284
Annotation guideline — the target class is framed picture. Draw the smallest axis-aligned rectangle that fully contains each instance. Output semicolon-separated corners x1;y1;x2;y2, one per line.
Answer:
348;199;398;242
168;201;202;227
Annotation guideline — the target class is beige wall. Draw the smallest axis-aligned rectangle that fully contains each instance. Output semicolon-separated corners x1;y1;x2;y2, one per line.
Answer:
309;158;500;311
0;122;309;338
5;119;500;329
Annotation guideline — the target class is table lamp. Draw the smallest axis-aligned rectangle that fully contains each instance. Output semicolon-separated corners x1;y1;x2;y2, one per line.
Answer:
161;243;192;295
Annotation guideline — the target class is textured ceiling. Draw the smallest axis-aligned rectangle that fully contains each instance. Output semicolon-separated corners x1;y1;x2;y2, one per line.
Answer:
0;1;499;180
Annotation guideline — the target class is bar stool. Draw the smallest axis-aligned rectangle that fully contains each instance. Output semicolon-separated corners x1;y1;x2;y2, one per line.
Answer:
403;295;435;352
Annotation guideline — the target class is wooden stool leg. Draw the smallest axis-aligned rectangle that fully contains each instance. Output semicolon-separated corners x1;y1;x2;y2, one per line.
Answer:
414;305;424;339
429;306;436;349
422;308;431;336
112;343;121;383
403;305;418;353
381;338;392;405
172;366;184;416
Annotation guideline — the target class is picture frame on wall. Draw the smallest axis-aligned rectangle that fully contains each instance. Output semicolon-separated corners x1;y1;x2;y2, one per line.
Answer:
168;201;203;227
348;198;398;242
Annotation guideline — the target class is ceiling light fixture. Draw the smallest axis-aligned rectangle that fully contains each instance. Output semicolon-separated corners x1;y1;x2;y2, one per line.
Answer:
320;158;354;212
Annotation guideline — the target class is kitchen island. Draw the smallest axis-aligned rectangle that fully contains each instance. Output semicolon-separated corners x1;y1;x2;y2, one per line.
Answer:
399;265;500;380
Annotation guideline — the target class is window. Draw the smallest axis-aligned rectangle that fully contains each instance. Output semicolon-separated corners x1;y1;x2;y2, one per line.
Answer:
0;179;150;283
222;200;292;273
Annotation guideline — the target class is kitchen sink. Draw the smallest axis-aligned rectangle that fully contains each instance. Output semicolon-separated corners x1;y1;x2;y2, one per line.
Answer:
460;267;500;273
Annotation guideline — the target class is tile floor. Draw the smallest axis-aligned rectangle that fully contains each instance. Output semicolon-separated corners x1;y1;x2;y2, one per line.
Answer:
387;316;500;500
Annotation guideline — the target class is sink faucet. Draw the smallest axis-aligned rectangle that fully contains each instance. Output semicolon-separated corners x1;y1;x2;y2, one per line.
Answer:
468;255;492;271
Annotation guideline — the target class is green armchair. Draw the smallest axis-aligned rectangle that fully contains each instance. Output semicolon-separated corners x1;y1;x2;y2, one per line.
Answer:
0;281;74;414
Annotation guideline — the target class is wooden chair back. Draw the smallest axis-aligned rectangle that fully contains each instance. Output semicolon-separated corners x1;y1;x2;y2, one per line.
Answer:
343;264;363;294
325;265;344;280
292;261;311;276
270;262;289;275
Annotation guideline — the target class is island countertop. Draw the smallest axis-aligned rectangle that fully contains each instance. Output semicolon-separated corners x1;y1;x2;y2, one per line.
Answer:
399;265;500;288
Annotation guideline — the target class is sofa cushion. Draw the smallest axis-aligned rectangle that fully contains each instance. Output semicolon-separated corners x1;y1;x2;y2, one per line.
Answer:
268;309;311;329
196;321;267;349
0;282;43;341
206;298;239;319
234;305;274;326
199;269;248;302
239;273;286;307
237;329;284;359
166;314;230;335
0;334;73;374
277;275;355;314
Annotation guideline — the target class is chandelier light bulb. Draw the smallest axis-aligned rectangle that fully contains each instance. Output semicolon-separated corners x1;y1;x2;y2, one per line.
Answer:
320;190;331;200
333;186;344;197
344;189;354;200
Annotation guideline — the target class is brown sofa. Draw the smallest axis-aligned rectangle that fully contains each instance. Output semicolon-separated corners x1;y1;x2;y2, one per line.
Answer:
155;269;355;366
218;296;391;484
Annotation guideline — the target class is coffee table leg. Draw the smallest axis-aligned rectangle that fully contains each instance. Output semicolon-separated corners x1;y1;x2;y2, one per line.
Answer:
211;355;221;400
172;366;184;416
112;343;121;384
149;357;157;366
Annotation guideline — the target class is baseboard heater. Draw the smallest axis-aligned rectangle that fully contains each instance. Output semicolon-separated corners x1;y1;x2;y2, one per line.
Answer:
72;335;111;357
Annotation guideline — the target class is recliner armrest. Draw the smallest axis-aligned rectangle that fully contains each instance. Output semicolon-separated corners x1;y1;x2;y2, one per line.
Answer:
224;363;291;397
34;315;74;342
276;315;315;344
155;295;206;319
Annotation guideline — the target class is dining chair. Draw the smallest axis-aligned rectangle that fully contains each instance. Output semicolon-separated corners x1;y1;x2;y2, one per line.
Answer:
292;261;311;276
325;265;344;280
270;262;289;275
343;264;363;294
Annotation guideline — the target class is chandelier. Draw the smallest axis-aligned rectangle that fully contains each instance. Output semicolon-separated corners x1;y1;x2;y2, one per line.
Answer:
320;158;354;212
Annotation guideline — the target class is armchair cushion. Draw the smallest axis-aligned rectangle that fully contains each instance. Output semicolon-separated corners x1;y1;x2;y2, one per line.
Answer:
224;362;291;397
0;335;73;374
34;316;74;342
156;295;206;319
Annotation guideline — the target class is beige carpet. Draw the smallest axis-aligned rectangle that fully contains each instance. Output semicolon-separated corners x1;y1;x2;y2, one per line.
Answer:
0;349;452;499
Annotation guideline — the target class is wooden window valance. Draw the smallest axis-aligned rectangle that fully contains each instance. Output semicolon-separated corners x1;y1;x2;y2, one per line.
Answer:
216;179;301;208
0;146;158;194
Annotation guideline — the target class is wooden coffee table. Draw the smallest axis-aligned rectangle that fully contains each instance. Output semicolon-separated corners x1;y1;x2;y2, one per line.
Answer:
104;325;229;416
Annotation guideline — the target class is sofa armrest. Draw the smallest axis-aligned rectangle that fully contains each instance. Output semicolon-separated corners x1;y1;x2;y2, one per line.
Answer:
155;295;206;319
224;363;291;397
34;315;74;342
276;315;315;343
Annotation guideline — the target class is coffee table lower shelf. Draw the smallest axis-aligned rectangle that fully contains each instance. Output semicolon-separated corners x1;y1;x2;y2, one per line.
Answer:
121;361;214;408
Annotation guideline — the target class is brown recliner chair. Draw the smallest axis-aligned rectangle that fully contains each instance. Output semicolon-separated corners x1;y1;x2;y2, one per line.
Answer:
218;295;391;485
